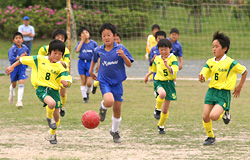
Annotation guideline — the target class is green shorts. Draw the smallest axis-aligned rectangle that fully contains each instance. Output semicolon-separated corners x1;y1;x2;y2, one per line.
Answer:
204;88;231;111
36;86;61;108
154;80;177;101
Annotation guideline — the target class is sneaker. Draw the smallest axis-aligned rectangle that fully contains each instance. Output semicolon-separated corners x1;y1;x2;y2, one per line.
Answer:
45;131;57;144
8;93;14;104
203;137;216;145
16;101;23;109
92;86;97;94
222;111;231;124
87;93;89;100
158;126;165;134
83;97;88;103
46;117;57;130
99;106;107;122
154;108;161;120
60;107;65;117
110;130;121;143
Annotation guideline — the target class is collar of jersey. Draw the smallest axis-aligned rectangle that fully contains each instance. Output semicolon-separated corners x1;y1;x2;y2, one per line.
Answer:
159;53;173;59
213;54;227;62
100;42;118;50
13;44;24;48
168;37;178;43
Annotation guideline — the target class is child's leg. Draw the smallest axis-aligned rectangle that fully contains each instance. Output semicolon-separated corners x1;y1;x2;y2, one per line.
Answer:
102;92;115;109
50;108;60;134
209;104;224;121
60;88;67;108
158;100;170;127
86;76;92;95
80;74;87;98
44;96;56;118
202;104;215;138
9;82;16;104
17;79;24;103
112;101;122;132
156;87;166;110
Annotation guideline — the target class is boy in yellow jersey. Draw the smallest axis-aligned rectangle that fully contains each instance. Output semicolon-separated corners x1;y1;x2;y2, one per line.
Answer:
145;24;160;80
199;31;248;145
144;38;179;134
6;40;72;144
38;29;70;117
92;32;122;94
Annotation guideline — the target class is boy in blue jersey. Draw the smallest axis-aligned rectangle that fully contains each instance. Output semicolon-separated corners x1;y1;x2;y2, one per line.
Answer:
8;32;30;108
75;27;98;103
89;23;134;143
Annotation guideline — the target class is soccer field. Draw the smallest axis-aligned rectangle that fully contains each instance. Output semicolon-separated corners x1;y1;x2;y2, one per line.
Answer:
0;75;250;159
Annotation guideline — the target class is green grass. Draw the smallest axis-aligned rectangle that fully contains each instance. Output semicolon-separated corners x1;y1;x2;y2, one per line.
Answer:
0;75;250;159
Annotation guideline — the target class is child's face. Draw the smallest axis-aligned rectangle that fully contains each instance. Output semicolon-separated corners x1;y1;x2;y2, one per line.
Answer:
170;33;179;42
55;34;65;43
101;29;114;46
159;46;171;58
152;28;160;36
156;35;165;43
212;40;226;58
13;35;23;47
114;36;121;44
80;30;90;39
49;50;63;63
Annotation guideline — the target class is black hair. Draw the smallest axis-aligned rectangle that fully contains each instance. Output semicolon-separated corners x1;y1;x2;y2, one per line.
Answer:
77;27;90;37
212;31;230;54
152;24;160;31
158;38;172;49
99;23;117;36
116;32;121;40
13;32;23;40
48;39;65;56
170;28;179;34
52;29;68;42
155;31;167;40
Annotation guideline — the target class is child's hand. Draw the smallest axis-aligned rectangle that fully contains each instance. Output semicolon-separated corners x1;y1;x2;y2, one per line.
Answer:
162;57;168;66
144;75;149;84
20;52;28;57
61;80;69;88
117;48;125;58
90;72;97;80
233;86;242;98
145;53;149;60
5;66;14;76
199;74;205;82
179;64;183;70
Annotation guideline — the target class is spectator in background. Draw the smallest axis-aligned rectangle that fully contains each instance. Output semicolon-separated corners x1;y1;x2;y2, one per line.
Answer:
18;16;35;53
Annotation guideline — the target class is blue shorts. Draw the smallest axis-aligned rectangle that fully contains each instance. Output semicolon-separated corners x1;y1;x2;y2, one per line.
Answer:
10;65;28;83
99;82;123;102
78;59;91;76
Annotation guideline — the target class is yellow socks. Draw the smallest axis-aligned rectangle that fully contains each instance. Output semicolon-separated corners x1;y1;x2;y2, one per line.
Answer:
61;94;67;108
46;105;55;119
94;81;99;87
50;119;60;135
156;96;164;110
203;120;215;138
158;111;169;126
218;110;225;121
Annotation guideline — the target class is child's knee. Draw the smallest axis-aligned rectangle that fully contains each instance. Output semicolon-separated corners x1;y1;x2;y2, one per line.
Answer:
158;92;166;99
209;113;220;121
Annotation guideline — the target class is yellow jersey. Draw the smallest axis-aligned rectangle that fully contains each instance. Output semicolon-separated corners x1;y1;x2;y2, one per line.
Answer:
152;54;179;81
146;35;157;55
20;55;72;90
200;55;246;90
38;45;70;71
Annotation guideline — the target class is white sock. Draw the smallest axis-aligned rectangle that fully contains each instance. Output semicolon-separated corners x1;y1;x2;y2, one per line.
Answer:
112;115;121;133
86;86;91;94
80;86;87;98
18;84;24;102
9;84;15;96
101;100;108;110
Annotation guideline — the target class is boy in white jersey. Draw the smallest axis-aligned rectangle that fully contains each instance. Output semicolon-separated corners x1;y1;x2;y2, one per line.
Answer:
199;31;248;145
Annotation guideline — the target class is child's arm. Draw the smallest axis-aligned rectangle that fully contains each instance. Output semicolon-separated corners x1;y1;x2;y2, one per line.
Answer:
199;74;205;82
5;60;21;75
179;57;183;70
233;70;248;98
89;60;97;80
61;80;70;88
163;58;173;74
117;48;132;67
144;71;153;84
75;41;84;53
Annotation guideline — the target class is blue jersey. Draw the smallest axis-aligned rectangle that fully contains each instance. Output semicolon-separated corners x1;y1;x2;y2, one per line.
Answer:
149;45;160;65
92;42;134;85
75;39;98;61
168;38;183;57
8;44;30;65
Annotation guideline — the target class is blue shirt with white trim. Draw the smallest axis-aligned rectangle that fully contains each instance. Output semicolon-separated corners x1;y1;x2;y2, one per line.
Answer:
75;39;98;61
92;42;134;85
8;44;30;65
168;38;183;57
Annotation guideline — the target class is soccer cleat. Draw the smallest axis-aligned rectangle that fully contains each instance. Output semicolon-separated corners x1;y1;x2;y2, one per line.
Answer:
16;101;23;109
203;137;216;145
46;117;57;130
99;106;107;122
92;86;97;94
222;111;231;125
154;108;161;120
158;126;166;134
110;130;121;143
45;131;57;144
60;107;65;117
83;97;88;103
8;93;14;104
87;93;89;100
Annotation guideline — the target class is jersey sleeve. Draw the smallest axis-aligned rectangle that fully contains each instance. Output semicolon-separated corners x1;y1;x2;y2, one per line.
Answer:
152;58;157;73
232;61;247;74
178;43;183;57
19;55;37;69
38;45;49;56
62;48;70;70
171;56;179;75
8;47;16;65
92;47;100;63
200;60;211;81
122;46;134;63
56;68;73;88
